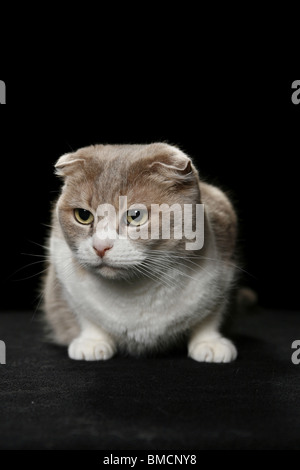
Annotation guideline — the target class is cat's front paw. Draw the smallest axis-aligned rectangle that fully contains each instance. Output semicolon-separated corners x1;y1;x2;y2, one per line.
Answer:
68;337;116;361
188;337;237;363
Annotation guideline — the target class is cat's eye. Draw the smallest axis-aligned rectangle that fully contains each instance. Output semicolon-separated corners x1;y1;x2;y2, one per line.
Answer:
126;209;148;226
74;208;94;225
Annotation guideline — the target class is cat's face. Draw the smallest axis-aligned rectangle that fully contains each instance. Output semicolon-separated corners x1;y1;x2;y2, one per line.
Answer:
55;143;201;280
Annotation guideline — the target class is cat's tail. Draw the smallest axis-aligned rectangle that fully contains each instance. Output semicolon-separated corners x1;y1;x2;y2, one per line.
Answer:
236;286;258;311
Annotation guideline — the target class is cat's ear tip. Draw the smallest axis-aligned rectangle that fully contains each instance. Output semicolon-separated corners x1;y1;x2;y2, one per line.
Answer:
54;153;85;176
149;145;193;174
149;158;192;174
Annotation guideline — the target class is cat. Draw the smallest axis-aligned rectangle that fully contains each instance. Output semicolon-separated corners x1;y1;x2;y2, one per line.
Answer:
43;143;238;362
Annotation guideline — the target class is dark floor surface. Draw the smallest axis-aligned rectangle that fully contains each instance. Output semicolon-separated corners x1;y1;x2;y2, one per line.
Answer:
0;309;299;450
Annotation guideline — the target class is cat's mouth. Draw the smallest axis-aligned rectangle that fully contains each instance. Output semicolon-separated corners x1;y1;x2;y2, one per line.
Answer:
95;261;132;280
87;255;146;280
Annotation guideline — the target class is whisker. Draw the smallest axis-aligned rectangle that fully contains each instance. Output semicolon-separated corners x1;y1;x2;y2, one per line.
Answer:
28;240;49;251
21;252;51;259
141;260;185;290
144;258;200;285
145;255;216;280
8;260;49;280
11;267;48;282
145;249;253;278
136;263;176;289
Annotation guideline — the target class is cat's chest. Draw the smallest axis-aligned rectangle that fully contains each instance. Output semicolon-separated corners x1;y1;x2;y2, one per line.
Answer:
70;269;165;314
51;236;212;338
62;266;189;338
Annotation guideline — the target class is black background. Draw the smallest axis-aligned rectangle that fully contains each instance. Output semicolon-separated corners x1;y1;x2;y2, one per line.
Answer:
0;77;299;311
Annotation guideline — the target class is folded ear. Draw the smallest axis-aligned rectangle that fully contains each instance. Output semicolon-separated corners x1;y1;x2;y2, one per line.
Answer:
150;155;192;174
55;153;85;177
148;146;197;185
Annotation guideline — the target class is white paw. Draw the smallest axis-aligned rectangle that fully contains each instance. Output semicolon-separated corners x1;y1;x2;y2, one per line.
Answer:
188;337;237;363
68;337;116;361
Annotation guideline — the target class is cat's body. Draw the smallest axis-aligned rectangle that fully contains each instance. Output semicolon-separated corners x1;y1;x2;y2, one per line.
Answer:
43;143;238;362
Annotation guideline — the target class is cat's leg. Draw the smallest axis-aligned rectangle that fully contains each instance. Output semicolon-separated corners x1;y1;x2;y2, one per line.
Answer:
68;317;117;361
188;313;237;363
44;265;116;361
43;264;80;345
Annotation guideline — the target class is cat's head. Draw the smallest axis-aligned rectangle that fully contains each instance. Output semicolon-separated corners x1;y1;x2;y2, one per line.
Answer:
54;143;202;280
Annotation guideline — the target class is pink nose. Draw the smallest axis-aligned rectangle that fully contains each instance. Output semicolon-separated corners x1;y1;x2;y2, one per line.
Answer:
93;234;114;258
93;245;112;258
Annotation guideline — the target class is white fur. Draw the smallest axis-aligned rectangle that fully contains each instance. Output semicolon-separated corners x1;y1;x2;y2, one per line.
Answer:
50;227;236;361
188;338;237;363
188;317;237;363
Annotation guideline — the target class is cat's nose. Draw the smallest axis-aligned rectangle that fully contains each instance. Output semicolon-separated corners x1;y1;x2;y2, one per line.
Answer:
93;235;114;258
93;244;112;258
